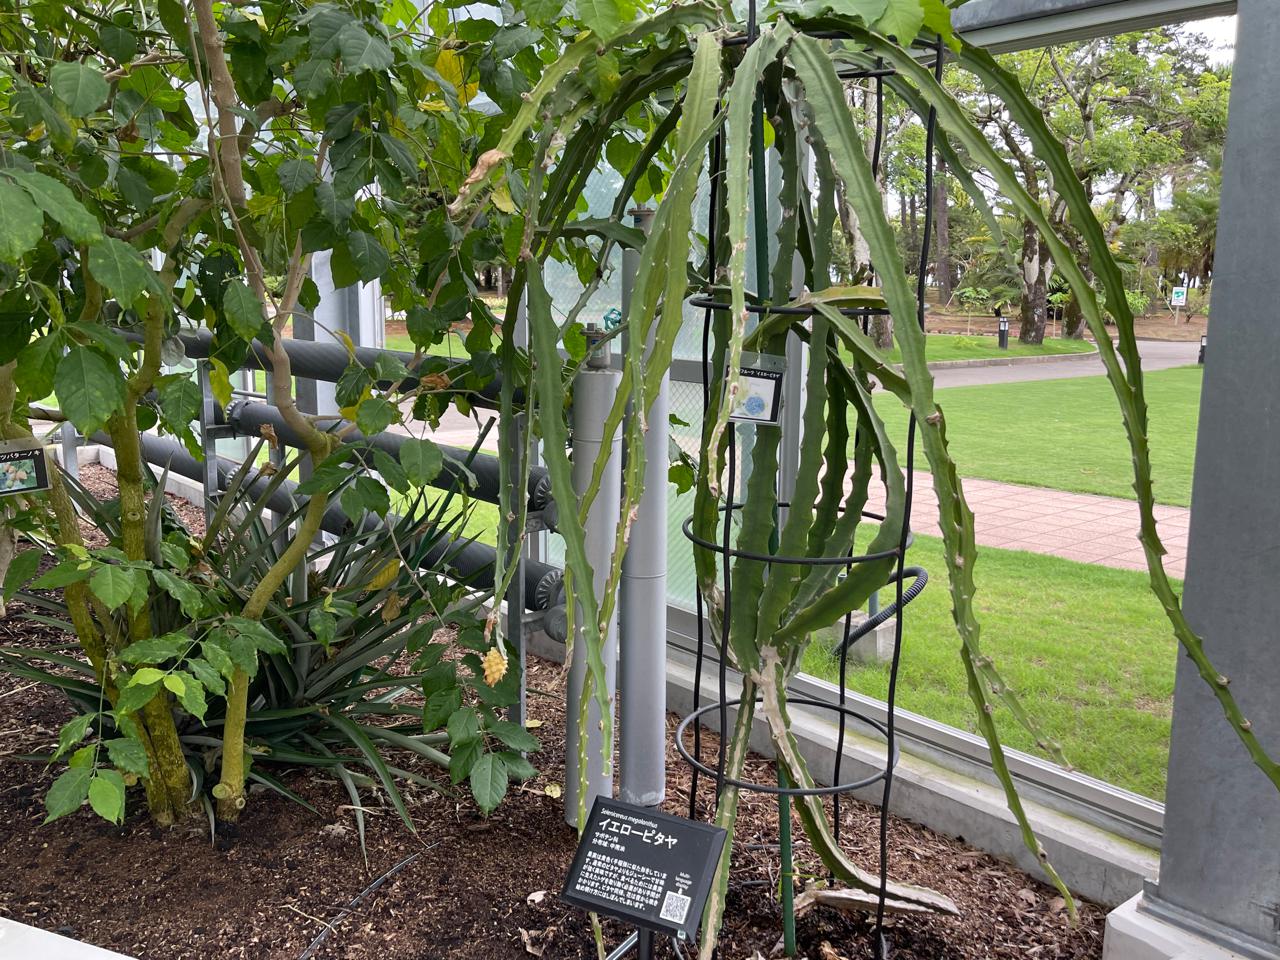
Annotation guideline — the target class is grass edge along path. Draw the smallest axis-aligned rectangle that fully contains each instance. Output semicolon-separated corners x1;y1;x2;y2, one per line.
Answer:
873;365;1202;507
886;333;1096;364
801;531;1177;800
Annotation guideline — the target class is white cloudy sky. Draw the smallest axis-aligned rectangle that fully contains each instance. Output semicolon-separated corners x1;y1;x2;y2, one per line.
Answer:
1189;15;1236;64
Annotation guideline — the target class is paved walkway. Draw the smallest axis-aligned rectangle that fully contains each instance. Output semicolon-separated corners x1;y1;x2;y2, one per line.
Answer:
932;338;1198;388
867;474;1189;578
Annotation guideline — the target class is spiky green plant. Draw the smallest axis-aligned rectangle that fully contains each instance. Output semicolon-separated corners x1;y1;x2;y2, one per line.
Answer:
450;1;1279;950
2;436;538;842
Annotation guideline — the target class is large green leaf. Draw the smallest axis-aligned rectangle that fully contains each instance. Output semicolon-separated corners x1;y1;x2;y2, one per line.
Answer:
11;171;101;244
222;279;263;340
44;766;91;822
345;231;390;283
2;549;42;601
226;615;287;655
468;752;508;814
277;158;316;196
50;61;109;116
316;180;355;227
55;346;126;434
118;632;189;665
336;25;393;73
399;437;443;486
577;0;633;40
873;0;925;44
87;237;153;305
105;737;149;777
87;770;126;824
0;181;44;262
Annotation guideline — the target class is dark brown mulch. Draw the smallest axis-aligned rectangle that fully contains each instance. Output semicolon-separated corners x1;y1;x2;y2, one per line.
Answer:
0;466;1104;959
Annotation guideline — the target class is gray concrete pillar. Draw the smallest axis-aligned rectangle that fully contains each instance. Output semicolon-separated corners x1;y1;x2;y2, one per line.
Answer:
1129;4;1280;957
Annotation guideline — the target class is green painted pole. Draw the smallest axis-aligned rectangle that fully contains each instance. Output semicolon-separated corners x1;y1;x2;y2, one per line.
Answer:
777;766;797;955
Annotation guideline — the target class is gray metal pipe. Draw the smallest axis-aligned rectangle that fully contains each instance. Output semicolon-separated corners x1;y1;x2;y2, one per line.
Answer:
99;431;563;611
564;333;621;825
618;207;667;807
222;400;552;512
157;329;515;407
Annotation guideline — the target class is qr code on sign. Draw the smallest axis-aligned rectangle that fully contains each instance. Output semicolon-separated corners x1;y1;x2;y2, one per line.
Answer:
659;891;691;924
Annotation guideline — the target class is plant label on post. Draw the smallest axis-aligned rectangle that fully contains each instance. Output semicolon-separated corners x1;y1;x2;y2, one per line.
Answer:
0;439;52;497
561;797;727;943
727;351;785;425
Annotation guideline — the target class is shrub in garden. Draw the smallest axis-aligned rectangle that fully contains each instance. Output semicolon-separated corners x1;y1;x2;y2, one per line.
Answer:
4;445;532;838
0;0;517;828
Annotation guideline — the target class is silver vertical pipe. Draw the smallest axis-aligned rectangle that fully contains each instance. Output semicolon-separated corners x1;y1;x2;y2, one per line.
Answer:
619;208;666;807
505;291;529;728
565;329;622;825
59;422;79;482
197;360;219;528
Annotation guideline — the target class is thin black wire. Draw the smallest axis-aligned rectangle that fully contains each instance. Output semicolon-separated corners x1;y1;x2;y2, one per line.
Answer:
691;116;726;821
873;40;945;960
832;64;887;861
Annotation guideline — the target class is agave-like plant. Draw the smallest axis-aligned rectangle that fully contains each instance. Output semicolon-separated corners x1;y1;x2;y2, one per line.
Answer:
450;0;1279;950
2;438;536;848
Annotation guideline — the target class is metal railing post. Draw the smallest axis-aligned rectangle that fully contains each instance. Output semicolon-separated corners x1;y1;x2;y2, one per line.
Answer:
565;325;621;825
197;360;220;528
505;291;529;728
619;207;667;807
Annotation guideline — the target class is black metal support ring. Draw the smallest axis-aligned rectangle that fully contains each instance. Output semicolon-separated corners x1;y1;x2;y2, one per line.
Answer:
675;696;900;795
681;500;913;565
689;296;891;318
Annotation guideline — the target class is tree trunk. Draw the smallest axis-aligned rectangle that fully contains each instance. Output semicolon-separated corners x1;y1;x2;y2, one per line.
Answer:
1062;236;1092;339
871;314;893;350
934;162;953;306
1063;297;1085;339
1018;219;1048;344
908;192;918;258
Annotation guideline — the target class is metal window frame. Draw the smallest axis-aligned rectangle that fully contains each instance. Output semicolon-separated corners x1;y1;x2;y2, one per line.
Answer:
953;0;1236;53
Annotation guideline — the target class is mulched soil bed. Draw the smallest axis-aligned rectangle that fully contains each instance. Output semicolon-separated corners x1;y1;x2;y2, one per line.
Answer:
0;466;1104;959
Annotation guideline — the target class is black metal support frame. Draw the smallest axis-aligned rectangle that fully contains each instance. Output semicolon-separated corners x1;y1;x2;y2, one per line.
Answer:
679;24;945;959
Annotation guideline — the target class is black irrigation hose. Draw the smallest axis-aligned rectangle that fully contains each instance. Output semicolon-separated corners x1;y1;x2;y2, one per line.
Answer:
837;566;928;655
297;850;428;960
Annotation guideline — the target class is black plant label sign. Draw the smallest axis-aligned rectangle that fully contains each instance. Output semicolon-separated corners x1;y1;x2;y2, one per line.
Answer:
0;440;51;497
561;797;727;941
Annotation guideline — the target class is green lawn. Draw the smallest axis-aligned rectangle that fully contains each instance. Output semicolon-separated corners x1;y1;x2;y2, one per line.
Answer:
800;531;1177;799
874;365;1202;506
886;334;1096;364
384;330;470;358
